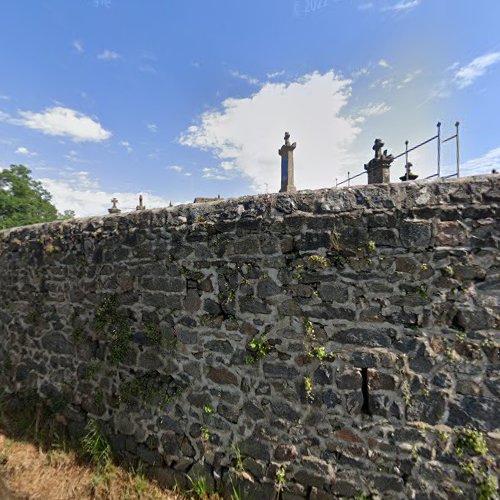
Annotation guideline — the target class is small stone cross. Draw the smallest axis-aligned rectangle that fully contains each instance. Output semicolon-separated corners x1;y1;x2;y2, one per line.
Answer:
108;197;121;214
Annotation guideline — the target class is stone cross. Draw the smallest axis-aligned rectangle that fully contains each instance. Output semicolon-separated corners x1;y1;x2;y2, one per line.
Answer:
279;132;297;193
108;197;121;214
365;139;393;184
136;195;146;211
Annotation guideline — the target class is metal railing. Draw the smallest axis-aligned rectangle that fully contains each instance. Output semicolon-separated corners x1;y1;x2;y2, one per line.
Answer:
335;121;461;187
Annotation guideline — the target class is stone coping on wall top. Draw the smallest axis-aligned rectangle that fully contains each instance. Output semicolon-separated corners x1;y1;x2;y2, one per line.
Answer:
1;174;499;237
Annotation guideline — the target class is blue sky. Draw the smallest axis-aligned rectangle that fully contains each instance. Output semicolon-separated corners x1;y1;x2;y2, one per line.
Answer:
1;0;499;216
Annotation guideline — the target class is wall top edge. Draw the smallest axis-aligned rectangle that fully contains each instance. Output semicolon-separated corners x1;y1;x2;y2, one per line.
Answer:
1;174;499;237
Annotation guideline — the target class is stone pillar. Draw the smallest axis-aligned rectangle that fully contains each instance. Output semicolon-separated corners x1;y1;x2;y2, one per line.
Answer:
279;132;297;193
364;138;393;184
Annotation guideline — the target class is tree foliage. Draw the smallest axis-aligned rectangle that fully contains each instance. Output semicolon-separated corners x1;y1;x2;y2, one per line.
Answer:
0;164;63;230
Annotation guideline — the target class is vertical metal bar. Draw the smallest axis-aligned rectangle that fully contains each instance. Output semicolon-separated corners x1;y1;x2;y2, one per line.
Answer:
405;140;409;180
455;121;460;178
347;172;350;187
335;177;338;187
437;122;441;178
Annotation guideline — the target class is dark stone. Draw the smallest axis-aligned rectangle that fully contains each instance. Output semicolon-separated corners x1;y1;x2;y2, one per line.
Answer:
271;401;300;423
158;416;184;434
336;370;362;389
257;279;281;299
184;289;201;312
243;400;265;420
447;396;500;431
218;403;240;424
322;390;341;409
278;300;302;316
240;296;271;314
298;232;332;251
370;228;399;247
176;328;198;344
406;393;446;425
198;277;213;292
400;221;432;249
318;284;349;303
205;340;234;354
263;363;299;379
395;256;418;273
274;444;297;461
41;334;73;355
136;444;162;466
314;365;332;386
239;438;271;461
207;366;239;386
294;470;325;489
204;299;222;315
151;466;187;489
334;328;392;348
308;306;355;321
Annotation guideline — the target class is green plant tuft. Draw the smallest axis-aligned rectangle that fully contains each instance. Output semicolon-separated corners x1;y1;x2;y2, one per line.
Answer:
144;323;162;344
308;255;329;269
247;336;271;362
80;419;112;469
455;428;488;457
94;296;131;365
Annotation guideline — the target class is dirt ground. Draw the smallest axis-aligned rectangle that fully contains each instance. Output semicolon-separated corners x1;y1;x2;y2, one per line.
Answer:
0;433;180;500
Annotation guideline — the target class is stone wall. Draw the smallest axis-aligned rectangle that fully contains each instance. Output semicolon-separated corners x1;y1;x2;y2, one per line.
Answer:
0;175;499;499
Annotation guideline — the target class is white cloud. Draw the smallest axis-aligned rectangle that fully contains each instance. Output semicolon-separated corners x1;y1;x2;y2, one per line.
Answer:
459;147;500;176
354;102;391;123
454;52;500;89
0;95;10;101
39;172;174;217
168;165;184;172
120;140;133;153
202;167;234;181
147;123;158;133
73;40;84;53
1;106;112;143
230;70;260;86
351;67;370;79
384;0;420;12
15;146;37;157
378;59;391;68
358;2;374;10
65;150;80;162
397;69;422;88
97;49;121;61
180;71;360;192
266;70;285;79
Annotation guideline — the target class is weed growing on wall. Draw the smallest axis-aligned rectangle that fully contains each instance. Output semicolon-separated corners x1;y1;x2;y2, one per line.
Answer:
144;323;162;345
81;419;112;469
246;336;271;364
275;465;286;495
455;428;488;457
308;254;329;269
304;376;314;403
94;296;131;365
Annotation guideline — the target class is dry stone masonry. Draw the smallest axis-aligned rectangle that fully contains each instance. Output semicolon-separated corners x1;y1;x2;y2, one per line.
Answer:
0;175;499;499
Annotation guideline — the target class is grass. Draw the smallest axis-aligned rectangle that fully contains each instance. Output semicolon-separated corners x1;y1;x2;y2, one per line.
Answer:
0;392;224;500
0;432;181;499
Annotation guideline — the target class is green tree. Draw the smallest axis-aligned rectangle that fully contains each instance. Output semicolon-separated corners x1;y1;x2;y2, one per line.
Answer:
0;164;61;230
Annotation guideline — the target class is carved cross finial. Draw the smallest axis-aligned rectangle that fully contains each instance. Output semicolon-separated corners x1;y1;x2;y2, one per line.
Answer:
108;197;121;214
373;139;384;159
